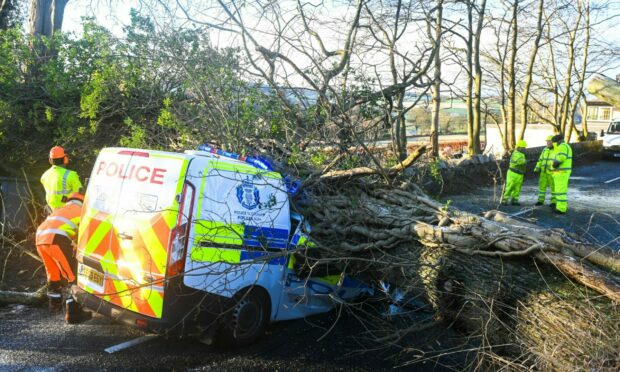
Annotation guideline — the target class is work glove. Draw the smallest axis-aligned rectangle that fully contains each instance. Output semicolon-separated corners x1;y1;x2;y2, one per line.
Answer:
552;160;561;169
534;168;540;173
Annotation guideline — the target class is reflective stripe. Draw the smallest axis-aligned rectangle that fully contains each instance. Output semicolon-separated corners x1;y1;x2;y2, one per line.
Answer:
194;220;244;245
191;247;241;263
509;168;524;175
62;169;69;193
208;160;282;180
47;216;77;230
50;169;71;195
190;247;286;265
36;228;70;238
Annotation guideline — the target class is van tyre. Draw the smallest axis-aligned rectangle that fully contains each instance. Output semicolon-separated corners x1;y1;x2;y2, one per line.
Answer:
217;288;270;347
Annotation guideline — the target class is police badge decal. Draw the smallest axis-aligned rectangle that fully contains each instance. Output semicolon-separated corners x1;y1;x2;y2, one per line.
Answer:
236;176;260;210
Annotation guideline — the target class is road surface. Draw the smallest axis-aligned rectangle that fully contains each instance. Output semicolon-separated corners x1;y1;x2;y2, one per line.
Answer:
443;159;620;250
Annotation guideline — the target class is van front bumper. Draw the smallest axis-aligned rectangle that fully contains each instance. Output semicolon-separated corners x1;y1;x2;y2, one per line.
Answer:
71;284;228;337
603;147;620;158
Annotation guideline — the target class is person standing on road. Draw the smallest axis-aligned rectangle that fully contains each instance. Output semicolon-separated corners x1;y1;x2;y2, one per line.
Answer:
36;192;92;324
41;146;82;212
502;140;528;206
550;134;573;214
534;135;555;207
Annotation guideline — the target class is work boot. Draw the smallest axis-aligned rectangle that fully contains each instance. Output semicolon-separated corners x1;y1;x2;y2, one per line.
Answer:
47;281;63;313
535;201;543;206
510;200;521;206
552;208;566;215
549;203;556;209
65;297;92;324
48;294;63;313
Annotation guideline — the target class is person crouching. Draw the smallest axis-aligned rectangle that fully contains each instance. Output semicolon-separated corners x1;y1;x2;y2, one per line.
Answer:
35;192;92;324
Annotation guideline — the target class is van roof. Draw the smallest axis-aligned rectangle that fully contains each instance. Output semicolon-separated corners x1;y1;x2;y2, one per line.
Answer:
101;147;194;161
100;147;267;171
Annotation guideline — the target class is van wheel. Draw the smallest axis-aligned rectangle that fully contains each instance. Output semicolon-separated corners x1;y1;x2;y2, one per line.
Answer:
217;288;270;347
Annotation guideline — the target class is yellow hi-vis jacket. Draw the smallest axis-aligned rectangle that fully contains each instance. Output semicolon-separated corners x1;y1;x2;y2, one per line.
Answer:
508;150;526;175
534;147;553;174
551;142;573;172
40;166;82;210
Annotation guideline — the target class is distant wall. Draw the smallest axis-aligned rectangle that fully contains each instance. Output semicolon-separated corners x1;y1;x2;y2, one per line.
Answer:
433;140;602;195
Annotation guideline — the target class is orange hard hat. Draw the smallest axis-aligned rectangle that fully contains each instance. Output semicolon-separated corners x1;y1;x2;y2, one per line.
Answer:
66;193;84;203
49;146;66;159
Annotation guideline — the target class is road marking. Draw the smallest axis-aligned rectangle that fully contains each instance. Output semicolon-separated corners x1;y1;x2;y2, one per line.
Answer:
604;176;620;184
105;335;158;353
509;208;534;217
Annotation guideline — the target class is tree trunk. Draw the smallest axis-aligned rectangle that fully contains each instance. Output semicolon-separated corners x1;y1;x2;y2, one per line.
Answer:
466;1;474;156
430;0;443;158
0;286;47;305
506;0;518;150
29;0;53;37
518;0;544;141
471;0;486;155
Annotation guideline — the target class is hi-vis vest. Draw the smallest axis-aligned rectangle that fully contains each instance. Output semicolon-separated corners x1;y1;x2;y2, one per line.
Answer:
535;147;553;174
36;201;82;245
508;150;526;175
552;142;573;173
41;166;82;210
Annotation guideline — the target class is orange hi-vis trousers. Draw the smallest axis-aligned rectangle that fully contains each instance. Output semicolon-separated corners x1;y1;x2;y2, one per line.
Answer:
36;243;76;283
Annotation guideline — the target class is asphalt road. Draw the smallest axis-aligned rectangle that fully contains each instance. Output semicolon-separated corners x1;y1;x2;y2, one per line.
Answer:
443;159;620;250
0;298;467;371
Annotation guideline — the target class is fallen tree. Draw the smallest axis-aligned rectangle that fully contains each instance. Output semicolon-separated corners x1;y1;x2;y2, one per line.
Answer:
291;150;619;370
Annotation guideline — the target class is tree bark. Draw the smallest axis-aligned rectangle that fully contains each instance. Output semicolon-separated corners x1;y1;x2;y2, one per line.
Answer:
0;286;46;305
430;0;443;158
506;0;518;150
518;0;544;141
471;0;486;155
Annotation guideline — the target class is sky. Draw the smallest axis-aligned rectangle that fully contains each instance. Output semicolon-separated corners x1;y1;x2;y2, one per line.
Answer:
61;0;620;85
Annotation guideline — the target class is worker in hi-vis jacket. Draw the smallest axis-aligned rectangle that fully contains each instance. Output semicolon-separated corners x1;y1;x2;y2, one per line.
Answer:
502;140;527;206
36;192;92;324
41;146;82;212
549;134;573;214
534;135;555;207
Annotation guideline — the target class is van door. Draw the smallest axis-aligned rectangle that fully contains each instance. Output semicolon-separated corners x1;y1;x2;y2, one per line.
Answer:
182;157;290;305
77;148;189;319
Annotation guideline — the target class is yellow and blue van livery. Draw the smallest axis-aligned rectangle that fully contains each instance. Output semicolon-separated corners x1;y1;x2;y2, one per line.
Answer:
73;147;368;346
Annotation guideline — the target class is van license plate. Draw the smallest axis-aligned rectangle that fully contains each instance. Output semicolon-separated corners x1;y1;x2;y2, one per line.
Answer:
82;266;104;287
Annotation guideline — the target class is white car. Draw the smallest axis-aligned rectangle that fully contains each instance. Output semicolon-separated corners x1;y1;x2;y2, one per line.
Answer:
602;120;620;159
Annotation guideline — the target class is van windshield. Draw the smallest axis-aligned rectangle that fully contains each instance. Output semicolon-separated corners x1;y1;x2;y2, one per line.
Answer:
608;122;620;134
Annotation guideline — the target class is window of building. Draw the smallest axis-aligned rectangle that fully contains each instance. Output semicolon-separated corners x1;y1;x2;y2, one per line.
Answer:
601;108;611;121
586;107;598;120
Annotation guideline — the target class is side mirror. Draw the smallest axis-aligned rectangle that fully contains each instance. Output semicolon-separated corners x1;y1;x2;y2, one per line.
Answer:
600;130;605;138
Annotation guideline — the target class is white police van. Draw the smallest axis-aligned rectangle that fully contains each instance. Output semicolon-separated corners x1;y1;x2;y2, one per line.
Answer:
73;146;368;346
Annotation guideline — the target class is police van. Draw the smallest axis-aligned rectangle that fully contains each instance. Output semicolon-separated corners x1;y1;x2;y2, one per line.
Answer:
72;147;367;346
